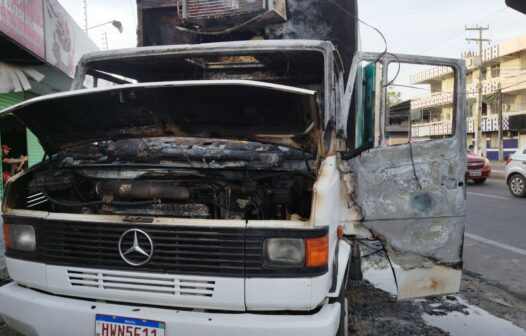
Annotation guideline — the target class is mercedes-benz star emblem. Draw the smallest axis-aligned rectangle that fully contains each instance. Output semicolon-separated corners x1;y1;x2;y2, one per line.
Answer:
118;229;154;266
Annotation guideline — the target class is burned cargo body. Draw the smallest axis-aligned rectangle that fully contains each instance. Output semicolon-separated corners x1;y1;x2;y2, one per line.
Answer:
137;0;359;73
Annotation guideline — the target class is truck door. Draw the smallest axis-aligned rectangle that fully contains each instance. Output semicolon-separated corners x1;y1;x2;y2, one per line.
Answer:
339;53;467;299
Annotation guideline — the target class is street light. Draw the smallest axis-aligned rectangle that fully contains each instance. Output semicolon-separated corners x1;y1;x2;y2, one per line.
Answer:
85;20;123;33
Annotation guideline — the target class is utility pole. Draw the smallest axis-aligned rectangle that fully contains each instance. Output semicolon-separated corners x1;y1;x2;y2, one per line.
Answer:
83;0;88;31
497;83;503;162
466;25;490;157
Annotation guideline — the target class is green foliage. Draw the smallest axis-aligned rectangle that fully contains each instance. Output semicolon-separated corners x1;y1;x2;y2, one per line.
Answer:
386;88;401;107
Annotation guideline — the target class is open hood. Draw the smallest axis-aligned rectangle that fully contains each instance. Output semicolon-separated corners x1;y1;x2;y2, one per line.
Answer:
0;80;322;155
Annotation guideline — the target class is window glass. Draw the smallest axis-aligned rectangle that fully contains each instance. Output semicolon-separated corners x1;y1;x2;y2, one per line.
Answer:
385;63;456;146
347;61;380;150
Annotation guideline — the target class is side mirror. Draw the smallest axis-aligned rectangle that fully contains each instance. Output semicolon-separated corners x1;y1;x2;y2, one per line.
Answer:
506;0;526;14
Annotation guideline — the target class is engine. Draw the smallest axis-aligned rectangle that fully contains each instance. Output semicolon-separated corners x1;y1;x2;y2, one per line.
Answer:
23;169;313;220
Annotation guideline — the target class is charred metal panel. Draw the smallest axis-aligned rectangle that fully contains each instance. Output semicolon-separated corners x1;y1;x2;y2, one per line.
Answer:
392;263;462;300
338;53;467;299
136;0;358;76
1;80;321;154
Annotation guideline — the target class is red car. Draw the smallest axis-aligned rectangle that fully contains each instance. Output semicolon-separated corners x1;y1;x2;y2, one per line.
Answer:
466;153;491;183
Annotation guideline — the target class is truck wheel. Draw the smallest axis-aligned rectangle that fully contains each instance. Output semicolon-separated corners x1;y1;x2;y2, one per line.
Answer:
336;293;349;336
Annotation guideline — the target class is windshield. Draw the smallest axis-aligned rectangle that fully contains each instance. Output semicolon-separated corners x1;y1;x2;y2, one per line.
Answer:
80;49;326;91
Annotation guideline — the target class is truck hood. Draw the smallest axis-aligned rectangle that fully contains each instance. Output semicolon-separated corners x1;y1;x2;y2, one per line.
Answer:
0;80;322;155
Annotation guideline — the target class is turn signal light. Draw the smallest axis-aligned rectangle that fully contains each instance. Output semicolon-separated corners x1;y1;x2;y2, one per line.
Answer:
305;235;329;267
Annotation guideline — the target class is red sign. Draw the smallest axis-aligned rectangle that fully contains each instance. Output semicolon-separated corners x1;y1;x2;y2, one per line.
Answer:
0;0;45;59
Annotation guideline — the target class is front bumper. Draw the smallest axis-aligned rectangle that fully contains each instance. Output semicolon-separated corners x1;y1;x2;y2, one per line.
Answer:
466;166;491;180
0;282;340;336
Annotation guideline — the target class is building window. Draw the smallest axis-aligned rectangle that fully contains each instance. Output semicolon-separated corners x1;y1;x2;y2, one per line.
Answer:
481;68;487;80
491;64;500;78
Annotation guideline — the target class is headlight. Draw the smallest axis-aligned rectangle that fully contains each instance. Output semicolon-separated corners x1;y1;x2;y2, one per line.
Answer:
264;238;305;267
484;158;490;167
3;224;36;251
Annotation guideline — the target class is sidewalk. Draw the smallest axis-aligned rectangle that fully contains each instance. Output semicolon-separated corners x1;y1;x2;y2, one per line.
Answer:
490;161;506;179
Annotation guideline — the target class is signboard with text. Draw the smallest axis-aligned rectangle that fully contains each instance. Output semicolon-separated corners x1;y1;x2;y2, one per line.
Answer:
44;0;99;78
0;0;45;58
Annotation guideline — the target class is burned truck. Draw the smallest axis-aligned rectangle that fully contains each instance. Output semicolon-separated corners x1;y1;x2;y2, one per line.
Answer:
0;1;466;335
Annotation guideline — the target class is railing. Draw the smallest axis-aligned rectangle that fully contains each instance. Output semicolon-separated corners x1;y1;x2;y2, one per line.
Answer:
410;66;453;85
411;121;453;137
411;92;453;109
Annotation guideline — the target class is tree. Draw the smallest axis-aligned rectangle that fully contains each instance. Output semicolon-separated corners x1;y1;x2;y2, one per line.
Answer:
386;88;402;107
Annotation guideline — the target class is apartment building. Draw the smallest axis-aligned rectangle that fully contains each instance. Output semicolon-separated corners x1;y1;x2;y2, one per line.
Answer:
410;33;526;160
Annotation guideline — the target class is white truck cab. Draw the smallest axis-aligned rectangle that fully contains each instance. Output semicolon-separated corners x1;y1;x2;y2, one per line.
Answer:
0;40;466;336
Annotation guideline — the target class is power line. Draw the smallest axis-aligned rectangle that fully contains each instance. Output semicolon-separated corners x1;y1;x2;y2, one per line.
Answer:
501;79;526;90
419;7;507;53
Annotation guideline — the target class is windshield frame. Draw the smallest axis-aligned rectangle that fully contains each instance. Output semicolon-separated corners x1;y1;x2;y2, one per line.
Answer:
72;40;340;131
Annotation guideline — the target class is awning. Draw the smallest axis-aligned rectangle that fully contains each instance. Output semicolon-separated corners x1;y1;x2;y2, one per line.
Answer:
0;61;45;94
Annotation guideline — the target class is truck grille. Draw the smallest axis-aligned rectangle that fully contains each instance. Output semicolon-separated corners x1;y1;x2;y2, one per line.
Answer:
67;269;215;297
5;215;328;278
37;221;245;277
467;161;484;170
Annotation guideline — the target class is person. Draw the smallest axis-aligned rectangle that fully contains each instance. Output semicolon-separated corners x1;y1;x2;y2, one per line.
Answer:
2;144;27;184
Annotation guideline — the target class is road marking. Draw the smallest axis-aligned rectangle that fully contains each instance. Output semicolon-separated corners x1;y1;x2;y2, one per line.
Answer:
467;192;510;200
465;233;526;257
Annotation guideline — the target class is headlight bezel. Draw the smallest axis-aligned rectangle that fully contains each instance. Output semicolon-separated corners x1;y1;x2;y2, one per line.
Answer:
263;233;329;270
4;224;36;252
263;238;306;268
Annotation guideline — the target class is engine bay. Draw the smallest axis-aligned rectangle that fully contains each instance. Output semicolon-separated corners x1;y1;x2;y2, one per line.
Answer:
22;168;313;220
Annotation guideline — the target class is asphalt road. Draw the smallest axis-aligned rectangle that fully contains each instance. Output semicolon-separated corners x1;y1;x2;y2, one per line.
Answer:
464;178;526;297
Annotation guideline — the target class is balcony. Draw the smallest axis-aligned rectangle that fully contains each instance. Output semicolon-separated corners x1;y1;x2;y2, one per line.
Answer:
411;66;453;85
411;92;453;109
411;121;453;138
466;109;526;133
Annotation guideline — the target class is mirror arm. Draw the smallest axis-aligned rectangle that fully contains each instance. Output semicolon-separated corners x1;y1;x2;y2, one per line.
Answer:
340;141;374;160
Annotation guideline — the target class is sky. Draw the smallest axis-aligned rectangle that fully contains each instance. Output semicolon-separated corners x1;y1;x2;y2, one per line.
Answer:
58;0;138;50
58;0;526;56
358;0;526;57
58;0;526;57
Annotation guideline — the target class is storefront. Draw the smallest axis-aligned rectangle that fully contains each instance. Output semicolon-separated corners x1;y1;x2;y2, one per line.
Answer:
0;0;99;197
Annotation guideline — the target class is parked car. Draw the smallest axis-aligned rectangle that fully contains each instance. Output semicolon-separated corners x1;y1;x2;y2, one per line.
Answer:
466;153;491;183
505;146;526;197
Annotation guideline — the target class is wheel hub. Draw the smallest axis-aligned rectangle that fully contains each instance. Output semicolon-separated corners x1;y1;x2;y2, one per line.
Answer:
510;177;524;194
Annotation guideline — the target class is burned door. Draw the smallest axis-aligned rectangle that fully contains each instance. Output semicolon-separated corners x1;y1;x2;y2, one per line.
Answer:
339;53;467;299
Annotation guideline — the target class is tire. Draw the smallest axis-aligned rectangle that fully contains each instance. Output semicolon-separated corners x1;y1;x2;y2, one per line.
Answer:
473;178;486;184
508;174;526;198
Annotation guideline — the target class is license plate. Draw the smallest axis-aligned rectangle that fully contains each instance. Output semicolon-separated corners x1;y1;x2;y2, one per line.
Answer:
470;171;482;177
95;314;165;336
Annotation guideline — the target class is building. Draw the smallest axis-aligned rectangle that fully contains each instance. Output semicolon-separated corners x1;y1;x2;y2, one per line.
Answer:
410;33;526;160
0;0;99;196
